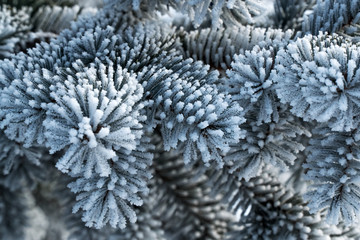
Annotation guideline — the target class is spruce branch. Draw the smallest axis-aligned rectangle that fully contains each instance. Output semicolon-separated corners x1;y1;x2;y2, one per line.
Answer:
274;33;360;132
304;126;360;225
302;0;360;36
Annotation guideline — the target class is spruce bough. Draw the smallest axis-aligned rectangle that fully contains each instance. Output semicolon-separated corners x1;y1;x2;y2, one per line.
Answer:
1;0;360;239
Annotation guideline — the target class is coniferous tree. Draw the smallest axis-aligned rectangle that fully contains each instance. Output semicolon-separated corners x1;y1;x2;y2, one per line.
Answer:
2;0;360;239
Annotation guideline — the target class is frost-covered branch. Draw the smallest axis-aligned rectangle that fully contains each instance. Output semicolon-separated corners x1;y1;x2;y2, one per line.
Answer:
274;33;360;132
304;126;360;225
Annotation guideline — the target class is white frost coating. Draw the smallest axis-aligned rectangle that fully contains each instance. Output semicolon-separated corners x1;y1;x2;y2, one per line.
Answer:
45;60;145;178
227;46;279;125
145;63;244;166
274;33;360;131
104;0;263;28
226;108;308;181
304;127;360;225
0;68;55;146
43;56;154;230
97;126;110;138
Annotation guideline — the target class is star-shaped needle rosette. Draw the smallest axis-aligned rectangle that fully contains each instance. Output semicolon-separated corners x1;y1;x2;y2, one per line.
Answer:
44;60;146;179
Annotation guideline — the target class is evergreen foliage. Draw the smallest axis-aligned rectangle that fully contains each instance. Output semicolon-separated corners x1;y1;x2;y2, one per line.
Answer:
2;0;360;239
302;0;360;36
274;33;360;131
104;0;263;28
304;126;360;225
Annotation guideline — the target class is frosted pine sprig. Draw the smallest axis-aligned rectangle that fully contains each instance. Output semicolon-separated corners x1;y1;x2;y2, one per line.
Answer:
226;171;334;239
64;26;119;65
227;46;280;124
44;60;146;179
274;33;360;132
304;126;360;225
180;25;292;70
0;5;30;59
141;63;245;166
104;0;263;28
67;134;153;229
302;0;360;35
225;108;310;181
0;68;55;146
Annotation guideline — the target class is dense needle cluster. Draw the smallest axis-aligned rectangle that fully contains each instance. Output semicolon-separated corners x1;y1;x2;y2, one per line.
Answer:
1;0;360;239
